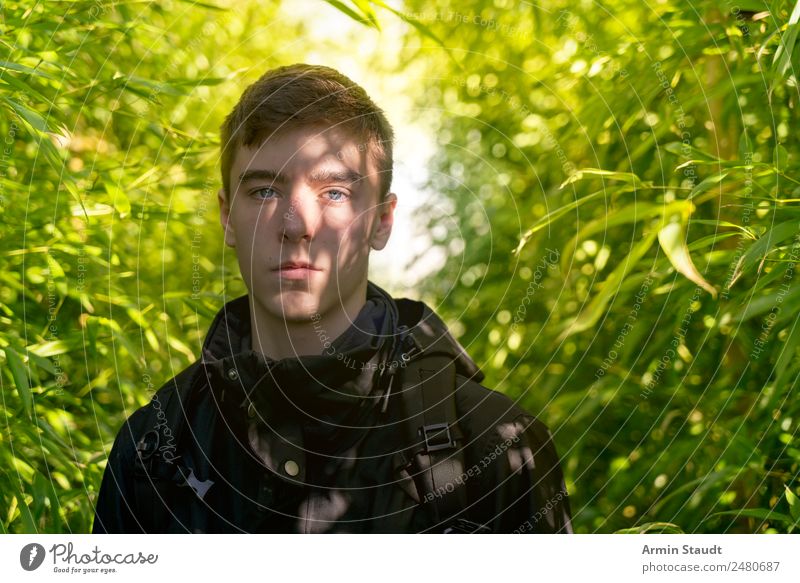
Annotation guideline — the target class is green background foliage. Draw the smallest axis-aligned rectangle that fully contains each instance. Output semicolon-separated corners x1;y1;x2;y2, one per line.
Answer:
1;0;799;533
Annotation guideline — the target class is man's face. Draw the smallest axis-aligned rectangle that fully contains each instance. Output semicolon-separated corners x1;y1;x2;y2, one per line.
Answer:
218;125;396;324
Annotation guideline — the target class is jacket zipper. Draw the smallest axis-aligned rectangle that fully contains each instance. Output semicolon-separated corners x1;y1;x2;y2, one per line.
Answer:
380;331;424;413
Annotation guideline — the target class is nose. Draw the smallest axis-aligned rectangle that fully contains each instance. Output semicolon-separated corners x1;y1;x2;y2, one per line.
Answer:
280;189;319;243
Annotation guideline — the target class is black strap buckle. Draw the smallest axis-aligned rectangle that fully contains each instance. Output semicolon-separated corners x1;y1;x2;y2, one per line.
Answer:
401;331;424;362
421;422;454;453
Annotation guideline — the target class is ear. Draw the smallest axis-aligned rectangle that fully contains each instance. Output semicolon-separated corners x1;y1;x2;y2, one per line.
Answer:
370;192;397;251
218;187;236;247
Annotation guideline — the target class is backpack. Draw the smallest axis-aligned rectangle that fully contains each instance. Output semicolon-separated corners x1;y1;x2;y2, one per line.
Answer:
133;319;489;533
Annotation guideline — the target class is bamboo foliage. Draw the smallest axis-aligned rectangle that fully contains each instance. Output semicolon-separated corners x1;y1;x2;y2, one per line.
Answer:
400;0;800;533
1;0;799;534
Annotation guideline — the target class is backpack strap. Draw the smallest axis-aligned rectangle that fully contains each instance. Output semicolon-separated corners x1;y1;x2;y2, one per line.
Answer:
133;362;213;532
392;329;490;533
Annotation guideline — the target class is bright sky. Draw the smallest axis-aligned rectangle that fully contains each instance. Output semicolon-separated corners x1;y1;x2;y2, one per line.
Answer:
278;2;447;298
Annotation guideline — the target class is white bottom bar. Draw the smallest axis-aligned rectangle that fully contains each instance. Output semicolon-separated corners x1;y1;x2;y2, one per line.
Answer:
2;534;796;582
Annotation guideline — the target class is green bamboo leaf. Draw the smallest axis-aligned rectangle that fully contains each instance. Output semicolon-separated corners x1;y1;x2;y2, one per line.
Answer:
752;254;798;293
180;296;221;319
104;182;131;218
323;0;377;28
559;168;647;189
114;73;187;99
734;0;772;9
786;485;800;523
2;96;49;133
774;315;800;389
560;200;688;273
710;508;795;525
145;329;160;352
730;283;800;323
515;189;607;254
665;141;721;163
776;291;800;330
771;0;800;93
688;172;729;200
0;60;57;80
689;219;757;239
0;65;60;106
27;338;83;358
175;0;227;10
62;179;90;222
4;347;32;418
371;0;447;49
28;353;57;376
614;522;684;534
676;158;752;170
658;218;717;298
169;76;230;88
558;226;660;341
738;129;754;161
45;253;66;281
86;316;98;363
126;306;149;328
31;473;47;521
7;482;37;534
775;144;790;171
76;368;114;398
351;0;381;30
88;316;144;367
686;232;741;252
729;220;800;286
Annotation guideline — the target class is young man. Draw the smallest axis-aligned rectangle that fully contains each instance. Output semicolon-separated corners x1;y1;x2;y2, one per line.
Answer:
92;63;573;534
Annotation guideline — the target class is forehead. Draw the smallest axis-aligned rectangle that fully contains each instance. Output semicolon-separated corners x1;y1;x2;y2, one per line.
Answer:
231;125;378;182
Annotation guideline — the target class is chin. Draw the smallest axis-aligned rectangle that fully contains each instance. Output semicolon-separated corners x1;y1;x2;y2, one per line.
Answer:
279;310;317;323
268;298;318;322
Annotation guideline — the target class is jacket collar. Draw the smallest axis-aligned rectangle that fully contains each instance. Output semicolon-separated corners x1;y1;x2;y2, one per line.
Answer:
197;280;484;484
199;281;484;382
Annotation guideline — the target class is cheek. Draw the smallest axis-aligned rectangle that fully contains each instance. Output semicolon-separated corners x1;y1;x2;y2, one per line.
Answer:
318;212;368;249
334;230;371;269
335;209;375;240
232;211;276;261
236;207;280;243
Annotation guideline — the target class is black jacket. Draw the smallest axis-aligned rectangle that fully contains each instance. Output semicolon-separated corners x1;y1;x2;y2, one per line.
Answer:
92;282;573;533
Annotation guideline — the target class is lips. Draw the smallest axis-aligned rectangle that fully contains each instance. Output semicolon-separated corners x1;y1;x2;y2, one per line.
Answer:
272;261;321;280
272;261;320;271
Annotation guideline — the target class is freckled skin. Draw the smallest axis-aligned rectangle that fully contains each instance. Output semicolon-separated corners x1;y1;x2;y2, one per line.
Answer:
218;125;397;358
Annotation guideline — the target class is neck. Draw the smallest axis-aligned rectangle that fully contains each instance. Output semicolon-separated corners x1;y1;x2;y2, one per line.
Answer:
248;283;368;360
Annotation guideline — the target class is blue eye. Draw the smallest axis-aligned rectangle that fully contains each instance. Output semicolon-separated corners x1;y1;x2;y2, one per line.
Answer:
326;189;349;202
252;187;277;200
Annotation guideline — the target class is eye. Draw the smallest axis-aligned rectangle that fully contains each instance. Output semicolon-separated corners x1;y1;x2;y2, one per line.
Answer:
325;189;350;202
251;186;278;200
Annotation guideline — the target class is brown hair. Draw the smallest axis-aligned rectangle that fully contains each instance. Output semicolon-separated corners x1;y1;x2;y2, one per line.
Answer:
220;63;394;200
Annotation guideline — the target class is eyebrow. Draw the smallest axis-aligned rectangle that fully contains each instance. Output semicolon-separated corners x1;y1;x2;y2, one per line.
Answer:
238;168;364;186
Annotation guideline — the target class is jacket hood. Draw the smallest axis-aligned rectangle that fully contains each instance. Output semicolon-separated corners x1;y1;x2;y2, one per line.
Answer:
200;280;484;383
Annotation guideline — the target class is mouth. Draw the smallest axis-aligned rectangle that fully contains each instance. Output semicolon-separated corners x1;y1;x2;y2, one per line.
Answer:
272;261;321;279
272;261;320;271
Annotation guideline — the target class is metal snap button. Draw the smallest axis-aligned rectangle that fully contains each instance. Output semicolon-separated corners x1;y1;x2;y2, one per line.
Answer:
283;460;300;477
136;430;160;460
227;368;239;381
